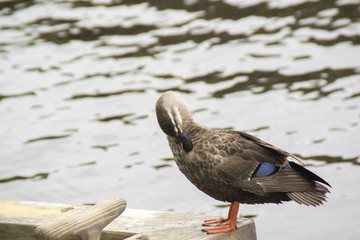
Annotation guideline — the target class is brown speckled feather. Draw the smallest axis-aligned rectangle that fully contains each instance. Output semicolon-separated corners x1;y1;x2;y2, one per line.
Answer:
156;91;331;206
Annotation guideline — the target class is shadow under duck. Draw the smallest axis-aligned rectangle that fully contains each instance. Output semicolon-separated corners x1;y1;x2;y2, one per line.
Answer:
155;91;331;234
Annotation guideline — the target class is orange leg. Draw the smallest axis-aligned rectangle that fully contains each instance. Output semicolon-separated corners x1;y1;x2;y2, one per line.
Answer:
202;202;239;234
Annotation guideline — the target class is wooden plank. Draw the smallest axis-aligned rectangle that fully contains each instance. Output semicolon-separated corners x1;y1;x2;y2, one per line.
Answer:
34;197;127;240
0;199;256;240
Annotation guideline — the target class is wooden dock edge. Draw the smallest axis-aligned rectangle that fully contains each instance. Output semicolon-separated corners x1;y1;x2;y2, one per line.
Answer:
0;199;256;240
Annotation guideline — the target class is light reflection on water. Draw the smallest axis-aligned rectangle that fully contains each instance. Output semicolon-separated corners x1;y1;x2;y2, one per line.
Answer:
0;0;360;239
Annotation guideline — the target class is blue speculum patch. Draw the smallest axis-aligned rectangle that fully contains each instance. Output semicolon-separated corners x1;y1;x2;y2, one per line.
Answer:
254;162;278;177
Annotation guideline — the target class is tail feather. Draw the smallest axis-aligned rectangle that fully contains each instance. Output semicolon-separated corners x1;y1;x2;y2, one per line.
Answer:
287;182;330;206
289;162;331;187
286;162;331;206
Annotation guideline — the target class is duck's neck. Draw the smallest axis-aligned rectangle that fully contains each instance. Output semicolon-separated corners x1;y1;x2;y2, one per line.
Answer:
182;114;206;138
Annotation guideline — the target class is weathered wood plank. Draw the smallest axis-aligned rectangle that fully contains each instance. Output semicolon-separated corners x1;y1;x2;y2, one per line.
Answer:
34;197;126;240
0;199;256;240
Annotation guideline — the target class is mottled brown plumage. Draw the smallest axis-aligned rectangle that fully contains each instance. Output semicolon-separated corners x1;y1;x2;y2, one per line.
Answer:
156;91;331;233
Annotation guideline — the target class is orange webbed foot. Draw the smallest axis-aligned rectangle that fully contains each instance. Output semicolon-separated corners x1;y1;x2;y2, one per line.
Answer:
202;202;239;234
202;224;237;234
203;217;229;226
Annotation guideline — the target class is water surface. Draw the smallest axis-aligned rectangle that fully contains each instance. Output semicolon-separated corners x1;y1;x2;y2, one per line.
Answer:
1;0;360;239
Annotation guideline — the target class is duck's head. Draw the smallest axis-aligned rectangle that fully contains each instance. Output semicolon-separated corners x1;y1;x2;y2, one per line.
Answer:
156;91;190;137
156;91;193;151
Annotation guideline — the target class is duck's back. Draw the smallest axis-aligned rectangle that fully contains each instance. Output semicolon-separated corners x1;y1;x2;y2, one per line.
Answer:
168;127;330;205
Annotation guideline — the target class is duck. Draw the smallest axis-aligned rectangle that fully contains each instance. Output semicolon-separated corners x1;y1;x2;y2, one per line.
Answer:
155;91;331;234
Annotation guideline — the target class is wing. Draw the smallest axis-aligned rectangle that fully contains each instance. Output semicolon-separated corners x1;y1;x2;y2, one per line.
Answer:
214;130;330;205
214;130;292;181
234;131;296;165
210;130;291;188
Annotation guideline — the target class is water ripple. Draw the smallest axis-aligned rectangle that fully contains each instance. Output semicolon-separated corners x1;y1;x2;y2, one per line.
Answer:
0;1;359;234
